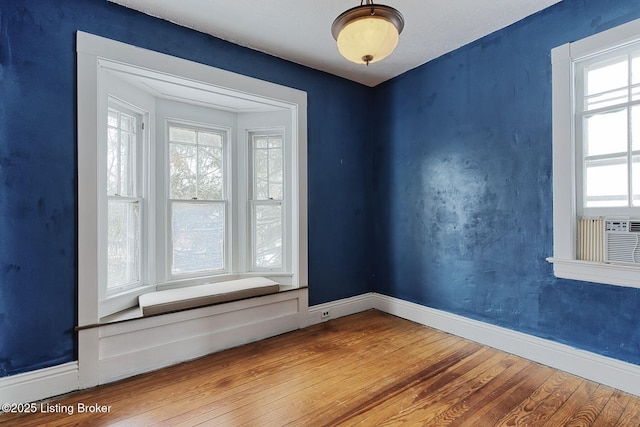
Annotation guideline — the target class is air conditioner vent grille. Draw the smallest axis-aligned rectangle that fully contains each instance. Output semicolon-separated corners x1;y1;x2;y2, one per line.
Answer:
606;234;640;264
604;219;640;265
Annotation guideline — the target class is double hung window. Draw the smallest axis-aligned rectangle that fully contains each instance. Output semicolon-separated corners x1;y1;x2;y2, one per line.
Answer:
106;103;144;294
576;47;640;215
250;132;284;270
550;18;640;289
168;123;227;276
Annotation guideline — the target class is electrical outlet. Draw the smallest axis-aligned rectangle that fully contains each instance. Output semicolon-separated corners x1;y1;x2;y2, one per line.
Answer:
321;310;330;319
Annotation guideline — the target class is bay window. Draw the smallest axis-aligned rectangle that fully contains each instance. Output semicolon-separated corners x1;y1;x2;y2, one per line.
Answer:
77;32;307;324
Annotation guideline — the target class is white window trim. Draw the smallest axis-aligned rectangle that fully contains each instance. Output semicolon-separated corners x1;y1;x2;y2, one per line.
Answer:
77;31;308;326
548;18;640;289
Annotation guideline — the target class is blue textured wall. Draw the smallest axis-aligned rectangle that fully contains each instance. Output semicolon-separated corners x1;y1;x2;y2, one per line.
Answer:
373;0;640;365
0;0;373;376
3;0;640;381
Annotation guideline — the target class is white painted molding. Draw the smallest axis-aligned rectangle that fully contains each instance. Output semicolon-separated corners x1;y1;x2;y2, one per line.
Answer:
547;257;640;289
6;291;640;405
549;20;640;288
373;294;640;397
0;362;79;406
307;293;375;325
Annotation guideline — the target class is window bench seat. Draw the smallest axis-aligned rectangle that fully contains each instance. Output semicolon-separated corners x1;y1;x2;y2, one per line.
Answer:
138;277;281;317
78;285;307;386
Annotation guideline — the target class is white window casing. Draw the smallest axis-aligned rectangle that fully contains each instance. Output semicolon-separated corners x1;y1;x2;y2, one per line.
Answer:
548;18;640;289
77;32;308;324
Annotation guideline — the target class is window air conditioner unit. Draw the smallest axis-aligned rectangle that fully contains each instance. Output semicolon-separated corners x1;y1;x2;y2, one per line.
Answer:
604;219;640;265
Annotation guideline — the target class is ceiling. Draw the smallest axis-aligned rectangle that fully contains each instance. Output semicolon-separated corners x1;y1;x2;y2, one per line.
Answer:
109;0;563;87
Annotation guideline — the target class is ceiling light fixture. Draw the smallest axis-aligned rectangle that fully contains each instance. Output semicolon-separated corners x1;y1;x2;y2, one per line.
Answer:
331;0;405;66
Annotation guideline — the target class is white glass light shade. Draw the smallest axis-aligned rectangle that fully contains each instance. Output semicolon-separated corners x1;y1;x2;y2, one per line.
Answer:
332;2;404;65
336;16;399;64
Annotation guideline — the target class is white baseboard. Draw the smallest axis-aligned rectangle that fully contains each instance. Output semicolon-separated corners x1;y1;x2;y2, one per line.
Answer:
307;293;374;325
372;294;640;397
4;289;309;404
0;362;79;406
5;291;640;405
309;293;640;397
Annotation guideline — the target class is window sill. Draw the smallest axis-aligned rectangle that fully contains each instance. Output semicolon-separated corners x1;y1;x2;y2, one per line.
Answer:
546;257;640;289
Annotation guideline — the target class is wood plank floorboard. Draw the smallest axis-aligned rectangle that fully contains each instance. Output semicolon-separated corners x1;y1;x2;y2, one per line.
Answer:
1;310;639;426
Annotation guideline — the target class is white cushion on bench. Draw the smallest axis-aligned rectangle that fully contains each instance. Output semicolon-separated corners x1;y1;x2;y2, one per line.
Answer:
139;277;280;317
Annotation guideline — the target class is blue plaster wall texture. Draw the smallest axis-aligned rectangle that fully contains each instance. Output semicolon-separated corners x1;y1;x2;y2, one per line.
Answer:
373;0;640;365
0;0;373;377
3;0;640;380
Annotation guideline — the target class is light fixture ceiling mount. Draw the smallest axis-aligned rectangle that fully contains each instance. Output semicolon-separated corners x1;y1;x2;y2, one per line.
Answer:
331;0;405;66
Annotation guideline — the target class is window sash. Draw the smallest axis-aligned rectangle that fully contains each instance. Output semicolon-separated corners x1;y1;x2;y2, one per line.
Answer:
249;132;285;271
105;99;145;297
252;134;284;201
576;46;640;214
168;124;226;201
107;108;138;197
107;197;142;293
168;200;227;276
251;200;283;270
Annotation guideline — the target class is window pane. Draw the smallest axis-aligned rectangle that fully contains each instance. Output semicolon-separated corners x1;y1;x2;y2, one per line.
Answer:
634;156;640;206
170;143;197;199
633;106;640;151
170;127;196;144
107;127;119;196
119;131;133;196
120;114;135;133
252;135;283;201
268;137;282;148
632;52;640;86
254;204;282;269
107;108;137;197
108;109;118;127
171;202;225;274
585;109;627;156
269;148;283;199
108;200;140;289
586;88;628;110
632;85;640;103
198;131;222;147
197;145;223;200
584;158;628;207
170;126;225;201
254;148;269;200
586;55;628;96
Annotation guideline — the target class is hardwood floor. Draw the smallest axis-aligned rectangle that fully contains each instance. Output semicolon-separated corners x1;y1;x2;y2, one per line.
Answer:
2;310;640;426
